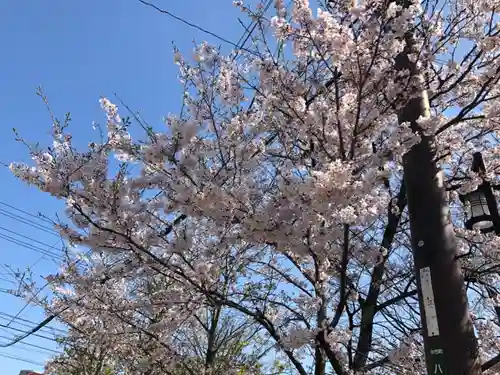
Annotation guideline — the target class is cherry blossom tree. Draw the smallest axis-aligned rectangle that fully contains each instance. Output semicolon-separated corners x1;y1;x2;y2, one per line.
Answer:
45;301;265;375
10;0;500;374
34;240;265;375
45;330;120;375
168;307;266;375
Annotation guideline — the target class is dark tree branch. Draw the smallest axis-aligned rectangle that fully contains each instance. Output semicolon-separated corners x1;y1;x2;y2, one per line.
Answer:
481;352;500;371
330;224;350;329
352;182;407;370
376;289;418;312
316;331;346;375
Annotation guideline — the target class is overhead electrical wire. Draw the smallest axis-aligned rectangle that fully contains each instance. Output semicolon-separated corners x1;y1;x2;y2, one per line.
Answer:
1;249;63;330
0;205;64;271
0;233;63;260
2;280;53;329
0;263;17;281
137;0;257;55
0;351;45;367
0;226;60;250
0;333;60;355
0;239;64;331
0;201;67;348
0;208;59;237
24;240;63;275
0;206;64;318
0;313;66;336
0;228;116;345
0;276;15;284
0;312;66;334
0;291;15;300
0;321;58;342
0;201;54;224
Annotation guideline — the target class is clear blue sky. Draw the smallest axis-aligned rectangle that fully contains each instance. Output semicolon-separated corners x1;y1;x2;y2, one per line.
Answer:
0;1;254;373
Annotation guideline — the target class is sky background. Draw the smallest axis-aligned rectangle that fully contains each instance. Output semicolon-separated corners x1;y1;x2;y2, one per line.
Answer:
0;1;260;373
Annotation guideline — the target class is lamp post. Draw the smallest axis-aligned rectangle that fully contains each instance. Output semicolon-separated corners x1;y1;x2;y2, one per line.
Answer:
459;151;500;322
459;152;500;234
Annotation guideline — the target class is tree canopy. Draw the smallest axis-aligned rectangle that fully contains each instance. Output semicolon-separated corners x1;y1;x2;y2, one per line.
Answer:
10;0;500;374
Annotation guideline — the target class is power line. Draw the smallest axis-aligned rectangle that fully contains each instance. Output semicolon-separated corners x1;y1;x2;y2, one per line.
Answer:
0;263;18;286
0;233;63;260
0;201;53;223
0;351;45;367
0;201;69;346
0;202;65;330
0;333;60;354
0;313;66;335
2;281;53;330
0;276;15;284
0;321;58;343
0;287;16;295
26;240;62;272
138;0;257;55
0;195;146;349
0;262;88;347
3;240;65;331
0;208;58;237
0;226;63;254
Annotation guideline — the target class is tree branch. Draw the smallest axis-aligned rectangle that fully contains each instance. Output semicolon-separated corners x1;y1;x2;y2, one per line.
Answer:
353;181;407;370
330;224;350;329
481;352;500;372
375;289;418;312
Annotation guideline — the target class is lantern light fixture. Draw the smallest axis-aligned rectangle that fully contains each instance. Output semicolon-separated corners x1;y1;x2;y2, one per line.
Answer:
459;152;500;234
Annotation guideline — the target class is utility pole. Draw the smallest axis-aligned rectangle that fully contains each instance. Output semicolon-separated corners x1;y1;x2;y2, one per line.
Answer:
395;0;482;373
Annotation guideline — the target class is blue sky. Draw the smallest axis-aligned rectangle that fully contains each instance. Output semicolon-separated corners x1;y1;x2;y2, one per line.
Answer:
0;1;256;373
